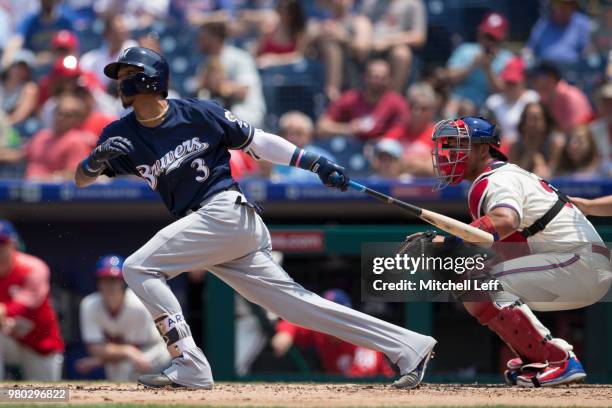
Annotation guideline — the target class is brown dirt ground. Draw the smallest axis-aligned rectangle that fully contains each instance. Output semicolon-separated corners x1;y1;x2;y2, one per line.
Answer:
5;382;612;407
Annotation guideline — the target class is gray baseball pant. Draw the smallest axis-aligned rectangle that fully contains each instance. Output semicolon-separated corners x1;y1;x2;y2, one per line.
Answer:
122;189;436;388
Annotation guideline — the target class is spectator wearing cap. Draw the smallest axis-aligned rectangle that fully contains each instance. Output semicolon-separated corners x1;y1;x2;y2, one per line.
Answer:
0;50;39;126
359;0;427;93
271;289;395;378
524;0;591;66
76;255;171;381
483;57;539;146
317;59;408;141
437;12;513;117
197;22;266;128
38;55;104;108
385;82;436;176
0;220;64;380
530;61;593;132
1;0;76;69
368;138;406;179
23;93;94;180
81;15;138;89
590;82;612;164
269;111;334;181
37;55;117;130
51;29;80;59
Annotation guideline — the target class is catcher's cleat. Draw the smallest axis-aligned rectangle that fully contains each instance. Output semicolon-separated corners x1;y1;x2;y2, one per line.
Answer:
504;369;519;386
516;356;586;388
137;373;186;389
392;350;434;389
504;358;550;386
504;357;524;386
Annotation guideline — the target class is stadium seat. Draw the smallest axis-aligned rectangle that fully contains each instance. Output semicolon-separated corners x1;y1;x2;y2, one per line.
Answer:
260;60;325;132
311;136;369;174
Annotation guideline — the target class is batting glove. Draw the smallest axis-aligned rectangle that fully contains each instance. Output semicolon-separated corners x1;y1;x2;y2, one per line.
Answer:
291;148;350;191
314;157;350;191
82;137;133;176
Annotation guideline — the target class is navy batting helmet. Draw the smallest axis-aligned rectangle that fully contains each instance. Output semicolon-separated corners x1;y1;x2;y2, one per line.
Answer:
104;47;169;98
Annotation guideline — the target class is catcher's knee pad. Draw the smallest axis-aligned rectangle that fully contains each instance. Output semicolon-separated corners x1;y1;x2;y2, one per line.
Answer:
463;301;569;364
155;313;193;359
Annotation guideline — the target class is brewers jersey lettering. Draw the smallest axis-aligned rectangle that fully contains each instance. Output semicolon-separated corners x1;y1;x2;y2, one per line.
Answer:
98;99;253;218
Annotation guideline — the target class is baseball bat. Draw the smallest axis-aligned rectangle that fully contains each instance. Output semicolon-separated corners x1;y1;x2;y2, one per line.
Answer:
334;177;494;243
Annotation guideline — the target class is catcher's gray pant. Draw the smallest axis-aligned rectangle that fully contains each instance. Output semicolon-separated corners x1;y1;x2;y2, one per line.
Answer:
122;189;436;388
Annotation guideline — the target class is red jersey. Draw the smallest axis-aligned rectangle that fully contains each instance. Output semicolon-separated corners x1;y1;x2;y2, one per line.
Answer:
0;251;64;355
386;122;435;159
325;90;408;140
258;31;298;55
80;112;116;149
277;320;394;377
24;128;93;180
229;150;259;180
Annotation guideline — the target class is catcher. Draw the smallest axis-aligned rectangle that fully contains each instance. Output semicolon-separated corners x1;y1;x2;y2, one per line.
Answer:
402;116;611;387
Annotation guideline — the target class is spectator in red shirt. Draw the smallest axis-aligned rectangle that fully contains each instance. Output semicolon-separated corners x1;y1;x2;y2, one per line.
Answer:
38;55;104;108
529;61;593;132
38;56;116;130
317;59;408;141
385;82;436;176
25;93;93;180
75;87;117;149
0;220;64;380
255;0;308;69
271;289;395;378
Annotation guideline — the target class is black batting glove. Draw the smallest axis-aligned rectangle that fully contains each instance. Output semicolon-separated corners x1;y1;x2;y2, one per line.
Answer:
83;137;133;176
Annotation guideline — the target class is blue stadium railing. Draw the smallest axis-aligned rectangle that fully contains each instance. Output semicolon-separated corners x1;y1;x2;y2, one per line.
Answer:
0;177;609;205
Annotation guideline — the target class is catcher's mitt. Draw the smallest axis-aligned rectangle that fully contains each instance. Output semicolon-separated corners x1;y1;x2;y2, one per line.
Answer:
397;231;497;301
397;230;438;258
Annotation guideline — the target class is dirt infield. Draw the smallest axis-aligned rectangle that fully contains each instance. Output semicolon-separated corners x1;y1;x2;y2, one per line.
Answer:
5;382;612;407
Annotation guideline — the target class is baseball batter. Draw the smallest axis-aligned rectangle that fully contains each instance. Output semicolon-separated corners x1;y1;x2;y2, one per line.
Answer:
74;47;436;389
428;116;612;387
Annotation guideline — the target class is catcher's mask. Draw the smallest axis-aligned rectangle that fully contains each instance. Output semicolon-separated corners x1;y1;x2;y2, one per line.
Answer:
431;116;503;190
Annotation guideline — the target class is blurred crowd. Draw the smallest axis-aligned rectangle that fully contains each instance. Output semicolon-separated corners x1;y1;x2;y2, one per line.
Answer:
0;0;610;182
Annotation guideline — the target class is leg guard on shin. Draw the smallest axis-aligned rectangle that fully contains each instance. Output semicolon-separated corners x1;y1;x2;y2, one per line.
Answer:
463;301;570;364
154;313;193;359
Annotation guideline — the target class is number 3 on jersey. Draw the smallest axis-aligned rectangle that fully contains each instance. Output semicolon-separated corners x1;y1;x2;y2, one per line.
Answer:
191;158;210;182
